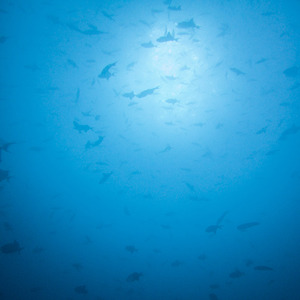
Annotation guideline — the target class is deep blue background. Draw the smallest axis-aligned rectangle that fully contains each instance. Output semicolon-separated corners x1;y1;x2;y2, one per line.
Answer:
1;0;300;299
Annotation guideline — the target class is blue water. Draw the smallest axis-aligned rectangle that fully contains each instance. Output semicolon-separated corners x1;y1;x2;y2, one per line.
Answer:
1;0;300;299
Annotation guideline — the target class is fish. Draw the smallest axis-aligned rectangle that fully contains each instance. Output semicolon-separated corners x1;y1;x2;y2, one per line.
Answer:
0;169;10;182
185;182;195;192
206;211;228;234
198;254;207;261
75;88;80;103
283;66;298;78
72;263;83;271
230;67;245;75
98;62;116;80
126;272;143;282
0;36;8;43
237;222;260;231
165;98;179;104
205;225;221;234
209;293;219;300
0;140;16;153
256;58;268;64
85;136;104;150
279;124;300;141
216;211;228;225
67;59;78;68
99;172;112;184
74;285;88;294
73;121;93;133
229;269;244;278
210;284;220;290
254;265;274;271
141;41;156;48
125;245;138;253
157;31;178;43
1;240;23;254
256;127;267;134
136;87;159;98
158;145;172;153
102;11;114;21
122;91;135;100
245;259;254;267
68;22;105;35
168;5;181;11
171;260;183;267
177;19;200;29
3;222;13;231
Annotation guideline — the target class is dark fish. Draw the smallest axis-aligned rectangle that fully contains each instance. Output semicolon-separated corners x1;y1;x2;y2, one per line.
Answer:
205;225;221;234
177;19;200;29
245;259;254;267
68;23;105;35
0;141;17;153
74;285;88;294
210;284;220;290
230;67;245;75
237;222;260;231
24;64;40;71
254;265;274;271
0;169;10;182
0;36;8;43
158;145;172;153
73;121;93;133
198;254;207;261
72;263;83;271
1;240;23;254
85;136;104;150
171;260;183;267
125;245;138;253
256;58;268;64
3;222;13;231
283;66;298;78
157;31;178;43
193;122;205;127
141;41;156;48
99;172;112;184
229;269;244;278
98;62;116;80
185;182;195;192
168;5;181;11
75;88;80;103
209;293;219;300
122;91;135;100
165;98;179;104
102;11;114;21
136;87;159;98
256;127;267;134
206;211;227;233
279;124;300;141
216;211;228;225
67;59;78;68
126;272;143;282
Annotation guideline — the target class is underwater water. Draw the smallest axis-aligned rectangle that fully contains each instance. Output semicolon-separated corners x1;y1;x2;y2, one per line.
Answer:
1;0;300;299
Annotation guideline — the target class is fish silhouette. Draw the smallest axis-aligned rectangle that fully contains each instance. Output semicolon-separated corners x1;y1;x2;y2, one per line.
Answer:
98;62;117;80
1;240;23;254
